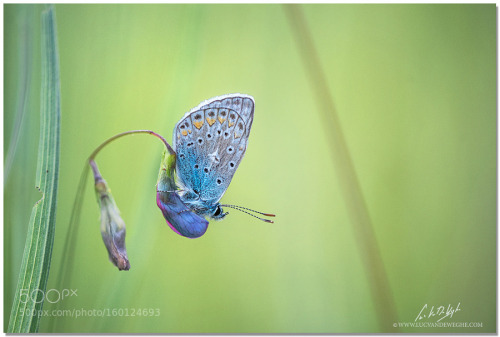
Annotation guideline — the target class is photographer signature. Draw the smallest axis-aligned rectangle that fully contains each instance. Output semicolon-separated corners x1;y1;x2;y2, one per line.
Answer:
415;303;461;322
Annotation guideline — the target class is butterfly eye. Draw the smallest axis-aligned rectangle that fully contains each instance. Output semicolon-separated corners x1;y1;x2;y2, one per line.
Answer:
213;206;222;217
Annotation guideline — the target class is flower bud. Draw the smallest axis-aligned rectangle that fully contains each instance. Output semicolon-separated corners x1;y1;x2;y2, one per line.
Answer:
92;161;130;270
156;151;208;238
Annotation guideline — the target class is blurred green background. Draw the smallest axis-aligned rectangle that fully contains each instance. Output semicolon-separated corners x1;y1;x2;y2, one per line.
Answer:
4;4;496;333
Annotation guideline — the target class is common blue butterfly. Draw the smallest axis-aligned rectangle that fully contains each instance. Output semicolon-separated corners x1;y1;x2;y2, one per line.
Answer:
156;94;274;238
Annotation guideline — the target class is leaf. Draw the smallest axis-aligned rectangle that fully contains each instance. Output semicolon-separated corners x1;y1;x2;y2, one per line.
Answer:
7;6;61;333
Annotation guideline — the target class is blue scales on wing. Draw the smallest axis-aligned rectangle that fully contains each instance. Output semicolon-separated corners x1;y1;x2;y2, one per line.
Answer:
173;94;254;217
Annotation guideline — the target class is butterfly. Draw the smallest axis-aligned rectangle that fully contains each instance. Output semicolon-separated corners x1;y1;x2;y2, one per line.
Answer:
156;94;275;238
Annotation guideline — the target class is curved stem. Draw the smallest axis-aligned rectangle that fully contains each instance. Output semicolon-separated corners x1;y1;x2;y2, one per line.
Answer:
89;159;102;183
88;130;175;162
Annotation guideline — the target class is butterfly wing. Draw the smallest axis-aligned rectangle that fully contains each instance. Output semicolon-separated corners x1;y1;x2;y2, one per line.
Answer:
173;94;254;212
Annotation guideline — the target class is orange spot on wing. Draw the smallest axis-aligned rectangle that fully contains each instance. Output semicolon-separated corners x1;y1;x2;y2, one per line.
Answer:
194;121;204;129
234;132;241;139
181;130;188;136
228;121;234;127
206;117;216;126
218;117;226;124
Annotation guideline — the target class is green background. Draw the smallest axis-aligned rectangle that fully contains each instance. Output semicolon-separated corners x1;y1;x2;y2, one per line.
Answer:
4;4;496;333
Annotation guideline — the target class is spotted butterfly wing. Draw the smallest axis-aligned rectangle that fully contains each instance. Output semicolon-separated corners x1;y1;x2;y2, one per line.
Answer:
173;94;254;217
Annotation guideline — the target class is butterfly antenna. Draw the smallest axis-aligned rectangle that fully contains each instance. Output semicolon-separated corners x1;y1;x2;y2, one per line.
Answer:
221;204;275;223
222;204;276;217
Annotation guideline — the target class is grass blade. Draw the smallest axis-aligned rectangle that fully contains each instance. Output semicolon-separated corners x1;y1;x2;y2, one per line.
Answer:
4;6;34;183
284;4;399;331
46;162;89;332
7;6;61;333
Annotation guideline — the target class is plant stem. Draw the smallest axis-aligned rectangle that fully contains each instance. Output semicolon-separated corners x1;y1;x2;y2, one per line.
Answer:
284;4;399;331
88;130;175;162
48;130;173;330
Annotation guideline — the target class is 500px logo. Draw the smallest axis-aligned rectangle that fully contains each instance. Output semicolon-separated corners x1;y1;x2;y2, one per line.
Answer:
19;288;77;304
